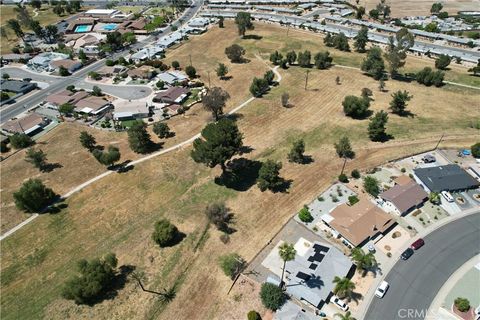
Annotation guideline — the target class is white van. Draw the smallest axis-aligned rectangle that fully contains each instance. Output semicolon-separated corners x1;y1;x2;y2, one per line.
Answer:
375;281;389;298
441;191;454;203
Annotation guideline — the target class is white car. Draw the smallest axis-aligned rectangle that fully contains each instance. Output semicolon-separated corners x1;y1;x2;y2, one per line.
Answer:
441;191;454;203
375;281;389;298
331;295;349;311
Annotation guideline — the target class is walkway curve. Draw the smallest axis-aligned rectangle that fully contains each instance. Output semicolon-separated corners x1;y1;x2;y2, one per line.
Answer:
0;65;281;241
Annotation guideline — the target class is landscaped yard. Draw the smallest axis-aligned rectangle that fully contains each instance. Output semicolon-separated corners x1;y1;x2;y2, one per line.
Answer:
1;21;479;320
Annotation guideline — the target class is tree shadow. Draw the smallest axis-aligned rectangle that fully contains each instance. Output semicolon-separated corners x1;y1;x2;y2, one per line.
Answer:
395;110;415;118
239;145;254;155
225;113;244;121
220;75;233;81
46;202;68;214
301;155;314;164
161;231;186;248
372;133;395;143
271;178;293;193
42;162;63;173
242;34;263;40
392;73;415;83
215;158;262;191
348;291;363;304
86;264;136;305
350;110;374;120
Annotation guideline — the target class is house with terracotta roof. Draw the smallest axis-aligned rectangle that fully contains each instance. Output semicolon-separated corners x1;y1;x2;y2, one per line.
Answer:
379;176;428;216
97;65;128;77
74;96;111;115
49;59;83;73
127;65;156;79
45;90;89;109
1;113;50;136
153;87;190;104
321;199;396;247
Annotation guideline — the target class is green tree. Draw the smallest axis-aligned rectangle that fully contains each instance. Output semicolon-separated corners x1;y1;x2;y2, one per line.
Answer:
58;65;70;76
281;92;289;108
429;192;441;204
384;28;414;76
53;4;64;16
152;219;179;247
128;120;153;153
79;131;96;151
216;63;229;79
44;24;58;43
219;253;245;279
92;85;102;96
257;160;283;191
298;207;313;223
263;70;275;85
30;20;44;40
153;122;171;138
435;54;451;70
247;310;261;320
121;32;137;45
368;110;389;141
185;65;196;78
191;118;243;174
355;6;365;19
25;148;47;171
235;12;254;37
156;80;165;89
334;32;350;51
342;95;370;119
30;0;42;9
424;22;439;33
78;49;87;63
430;2;443;14
333;276;356;299
260;283;286;310
59;103;75;115
361;47;385;80
297;50;311;67
286;50;297;65
369;8;380;19
335;311;356;320
203;87;230;121
171;60;180;69
62;253;118;305
454;297;470;312
287;139;305;163
324;32;334;47
13;179;56;212
2;73;10;80
205;202;232;232
314;51;333;69
354;26;369;52
363;176;380;197
269;50;283;65
335;136;355;159
249;77;269;97
92;145;120;167
225;44;245;63
278;242;296;286
389;90;412;115
9;133;34;149
351;169;361;179
471;142;480;158
351;248;377;275
7;19;24;42
416;67;445;87
218;16;224;28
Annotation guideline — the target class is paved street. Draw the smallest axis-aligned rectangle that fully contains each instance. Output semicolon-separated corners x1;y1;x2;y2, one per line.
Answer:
365;212;480;320
0;0;203;123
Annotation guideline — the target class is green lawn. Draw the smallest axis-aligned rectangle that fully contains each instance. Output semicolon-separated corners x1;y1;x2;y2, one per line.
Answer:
114;5;145;14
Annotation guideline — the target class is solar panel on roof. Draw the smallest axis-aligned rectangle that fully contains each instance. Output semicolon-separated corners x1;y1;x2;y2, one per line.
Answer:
296;271;311;281
309;263;318;270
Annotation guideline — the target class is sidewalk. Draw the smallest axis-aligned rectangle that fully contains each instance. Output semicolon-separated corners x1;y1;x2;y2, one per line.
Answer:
354;209;480;320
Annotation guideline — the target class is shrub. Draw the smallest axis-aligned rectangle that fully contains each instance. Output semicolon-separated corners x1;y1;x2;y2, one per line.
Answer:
363;176;380;197
260;283;286;310
471;142;480;158
152;219;179;247
9;133;34;149
338;173;349;183
351;169;361;179
348;195;359;205
298;207;313;223
454;297;470;312
247;310;261;320
342;95;370;119
219;253;245;279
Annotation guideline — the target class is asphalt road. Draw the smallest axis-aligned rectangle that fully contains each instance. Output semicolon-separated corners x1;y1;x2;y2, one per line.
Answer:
365;212;480;320
0;0;203;123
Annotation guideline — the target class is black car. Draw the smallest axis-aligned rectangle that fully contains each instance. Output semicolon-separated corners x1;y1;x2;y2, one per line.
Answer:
401;248;414;260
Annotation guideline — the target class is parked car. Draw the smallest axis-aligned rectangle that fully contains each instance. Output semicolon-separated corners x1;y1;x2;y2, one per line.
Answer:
422;154;436;163
401;248;414;260
331;295;349;311
441;191;454;203
375;281;389;298
411;238;425;250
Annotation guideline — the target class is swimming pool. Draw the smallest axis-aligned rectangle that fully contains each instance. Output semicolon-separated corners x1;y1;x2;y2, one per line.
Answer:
102;24;118;31
74;25;92;33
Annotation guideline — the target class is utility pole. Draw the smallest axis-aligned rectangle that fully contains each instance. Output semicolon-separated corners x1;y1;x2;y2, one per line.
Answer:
287;25;289;37
207;71;211;88
434;133;444;150
189;54;192;66
304;70;310;90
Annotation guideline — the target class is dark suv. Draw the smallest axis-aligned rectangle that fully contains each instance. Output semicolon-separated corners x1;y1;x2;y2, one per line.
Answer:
401;248;414;260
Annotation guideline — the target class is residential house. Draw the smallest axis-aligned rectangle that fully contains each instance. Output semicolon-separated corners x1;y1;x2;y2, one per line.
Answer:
127;65;156;80
153;87;190;104
163;103;183;116
156;31;184;48
74;96;111;116
0;80;37;94
188;17;210;28
83;9;122;18
50;59;83;73
1;113;50;136
113;99;150;120
119;18;148;34
130;45;164;62
28;52;69;72
379;176;428;215
45;90;89;109
1;53;31;63
97;65;128;77
321;199;396;247
157;71;188;86
414;164;480;192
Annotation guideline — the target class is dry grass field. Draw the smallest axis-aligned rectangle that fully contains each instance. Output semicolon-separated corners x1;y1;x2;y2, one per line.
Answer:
347;0;480;17
1;21;479;320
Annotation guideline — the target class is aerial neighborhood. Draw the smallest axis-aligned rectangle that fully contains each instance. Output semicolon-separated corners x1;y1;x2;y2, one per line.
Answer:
0;0;479;319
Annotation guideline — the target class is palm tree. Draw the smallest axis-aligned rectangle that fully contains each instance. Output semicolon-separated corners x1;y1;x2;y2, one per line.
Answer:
351;248;377;275
333;276;356;299
278;242;296;287
335;311;356;320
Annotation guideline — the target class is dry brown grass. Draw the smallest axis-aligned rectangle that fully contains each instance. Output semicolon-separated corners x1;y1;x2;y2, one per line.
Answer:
1;21;479;320
347;0;479;17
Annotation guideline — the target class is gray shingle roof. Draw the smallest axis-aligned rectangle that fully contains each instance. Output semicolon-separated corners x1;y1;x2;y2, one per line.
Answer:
414;164;480;192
